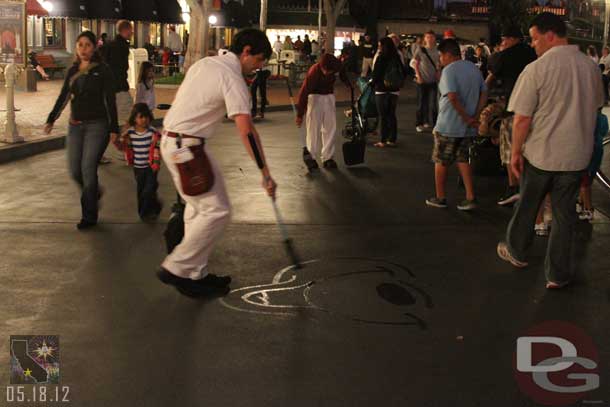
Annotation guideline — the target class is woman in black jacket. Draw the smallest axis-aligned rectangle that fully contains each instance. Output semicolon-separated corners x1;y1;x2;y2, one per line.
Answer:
372;37;405;147
44;31;119;230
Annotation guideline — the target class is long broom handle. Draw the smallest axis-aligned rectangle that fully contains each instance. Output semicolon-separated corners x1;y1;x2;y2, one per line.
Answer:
247;132;291;242
285;76;308;148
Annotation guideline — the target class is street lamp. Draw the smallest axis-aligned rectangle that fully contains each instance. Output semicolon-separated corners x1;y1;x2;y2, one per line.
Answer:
209;14;218;25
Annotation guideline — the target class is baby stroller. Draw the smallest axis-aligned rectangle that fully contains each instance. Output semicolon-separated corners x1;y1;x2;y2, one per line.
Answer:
342;78;374;166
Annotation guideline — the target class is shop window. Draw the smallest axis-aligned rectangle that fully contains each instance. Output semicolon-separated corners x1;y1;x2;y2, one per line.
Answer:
149;23;161;46
43;18;64;48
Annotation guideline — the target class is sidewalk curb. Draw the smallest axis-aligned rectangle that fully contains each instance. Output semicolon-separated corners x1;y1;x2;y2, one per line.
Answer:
0;135;65;165
0;101;353;164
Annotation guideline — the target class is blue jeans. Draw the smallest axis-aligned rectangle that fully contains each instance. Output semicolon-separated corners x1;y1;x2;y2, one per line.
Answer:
133;167;161;219
67;120;109;223
506;160;582;283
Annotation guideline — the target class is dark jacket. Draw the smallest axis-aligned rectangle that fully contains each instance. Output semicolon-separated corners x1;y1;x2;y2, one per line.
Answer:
47;63;119;133
296;63;337;118
303;39;312;56
372;53;405;93
101;34;130;92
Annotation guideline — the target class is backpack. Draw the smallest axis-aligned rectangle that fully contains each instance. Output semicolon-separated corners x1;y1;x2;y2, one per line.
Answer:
383;57;405;90
589;112;608;175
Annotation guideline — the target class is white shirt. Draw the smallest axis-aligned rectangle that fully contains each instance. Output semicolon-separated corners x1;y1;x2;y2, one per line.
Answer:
600;54;610;75
273;40;282;54
135;80;156;112
167;31;183;53
508;45;604;171
163;53;251;138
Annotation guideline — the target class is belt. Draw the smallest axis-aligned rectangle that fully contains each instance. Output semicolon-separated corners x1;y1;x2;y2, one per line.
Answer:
165;131;201;140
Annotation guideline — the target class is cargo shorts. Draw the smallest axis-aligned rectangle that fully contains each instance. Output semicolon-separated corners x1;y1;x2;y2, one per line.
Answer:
432;132;472;165
499;116;512;166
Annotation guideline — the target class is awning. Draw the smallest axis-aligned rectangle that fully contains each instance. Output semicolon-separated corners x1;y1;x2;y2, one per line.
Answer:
86;0;122;20
122;0;159;22
48;0;88;18
267;11;360;28
26;0;49;16
154;0;183;24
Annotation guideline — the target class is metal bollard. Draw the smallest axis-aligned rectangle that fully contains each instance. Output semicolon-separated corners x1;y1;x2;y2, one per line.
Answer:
1;63;25;144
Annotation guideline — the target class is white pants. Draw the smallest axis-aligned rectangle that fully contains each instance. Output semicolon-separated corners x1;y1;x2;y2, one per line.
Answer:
361;58;373;77
160;134;232;280
306;94;336;162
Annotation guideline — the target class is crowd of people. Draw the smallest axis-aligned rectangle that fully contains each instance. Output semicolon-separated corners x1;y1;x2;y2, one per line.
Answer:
41;14;606;295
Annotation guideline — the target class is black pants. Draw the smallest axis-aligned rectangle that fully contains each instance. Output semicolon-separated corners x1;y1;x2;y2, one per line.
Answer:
375;93;398;143
251;70;270;116
416;82;438;126
133;167;161;219
603;74;609;104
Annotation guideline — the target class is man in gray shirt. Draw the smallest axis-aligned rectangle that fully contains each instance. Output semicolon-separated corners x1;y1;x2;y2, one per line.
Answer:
412;30;440;132
497;13;604;289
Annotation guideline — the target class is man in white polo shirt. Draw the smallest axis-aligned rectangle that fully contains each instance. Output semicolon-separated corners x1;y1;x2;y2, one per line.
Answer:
158;29;277;297
496;13;604;289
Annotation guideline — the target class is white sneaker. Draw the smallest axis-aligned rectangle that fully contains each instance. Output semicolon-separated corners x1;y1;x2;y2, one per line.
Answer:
497;242;528;268
535;223;550;237
579;209;594;221
416;126;424;133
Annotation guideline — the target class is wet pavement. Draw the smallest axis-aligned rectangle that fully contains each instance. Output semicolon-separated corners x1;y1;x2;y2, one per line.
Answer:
0;90;609;406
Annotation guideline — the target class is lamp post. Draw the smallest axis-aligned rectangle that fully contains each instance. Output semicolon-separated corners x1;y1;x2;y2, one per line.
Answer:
1;64;25;144
604;0;610;46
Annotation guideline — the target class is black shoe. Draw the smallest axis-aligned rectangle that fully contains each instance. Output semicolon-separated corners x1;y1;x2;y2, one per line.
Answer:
76;219;97;230
304;154;319;171
156;268;226;298
197;273;232;288
323;159;338;169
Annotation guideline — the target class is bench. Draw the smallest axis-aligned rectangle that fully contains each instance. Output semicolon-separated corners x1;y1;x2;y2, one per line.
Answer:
35;54;66;79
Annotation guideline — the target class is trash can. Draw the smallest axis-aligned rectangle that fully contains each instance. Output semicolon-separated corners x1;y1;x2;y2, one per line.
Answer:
16;68;37;92
128;48;149;89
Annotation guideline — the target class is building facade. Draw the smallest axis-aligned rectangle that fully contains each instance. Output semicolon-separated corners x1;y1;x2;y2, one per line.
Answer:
25;0;187;64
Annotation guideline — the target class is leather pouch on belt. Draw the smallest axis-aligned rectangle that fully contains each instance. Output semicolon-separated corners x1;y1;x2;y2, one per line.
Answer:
175;140;215;196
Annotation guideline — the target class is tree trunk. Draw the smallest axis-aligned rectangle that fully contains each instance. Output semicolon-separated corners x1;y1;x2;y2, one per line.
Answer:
260;0;268;31
322;0;347;55
184;0;211;71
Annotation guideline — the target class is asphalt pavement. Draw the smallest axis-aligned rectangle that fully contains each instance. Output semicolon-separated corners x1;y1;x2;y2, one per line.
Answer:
0;90;609;407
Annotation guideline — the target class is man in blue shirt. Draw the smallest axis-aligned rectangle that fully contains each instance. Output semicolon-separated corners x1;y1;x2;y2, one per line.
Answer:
426;38;487;211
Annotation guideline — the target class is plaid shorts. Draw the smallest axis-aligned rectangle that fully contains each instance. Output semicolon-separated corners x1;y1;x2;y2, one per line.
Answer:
432;132;472;165
499;116;512;165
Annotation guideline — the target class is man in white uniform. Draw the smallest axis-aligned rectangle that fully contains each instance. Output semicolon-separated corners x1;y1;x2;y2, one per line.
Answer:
158;29;277;297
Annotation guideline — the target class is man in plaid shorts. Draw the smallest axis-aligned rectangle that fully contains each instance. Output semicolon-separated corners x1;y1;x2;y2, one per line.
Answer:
486;26;536;206
425;39;487;211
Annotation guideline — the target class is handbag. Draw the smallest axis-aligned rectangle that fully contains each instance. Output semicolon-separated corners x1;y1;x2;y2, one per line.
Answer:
174;135;215;196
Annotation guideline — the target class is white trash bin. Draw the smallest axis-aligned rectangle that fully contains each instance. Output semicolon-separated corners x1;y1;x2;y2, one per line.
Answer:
128;48;149;89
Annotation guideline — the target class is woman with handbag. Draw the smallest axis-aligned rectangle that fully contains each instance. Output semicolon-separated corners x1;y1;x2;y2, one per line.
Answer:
44;31;119;230
372;37;406;147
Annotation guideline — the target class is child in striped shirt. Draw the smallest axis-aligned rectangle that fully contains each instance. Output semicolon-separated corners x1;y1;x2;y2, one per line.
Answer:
121;103;162;221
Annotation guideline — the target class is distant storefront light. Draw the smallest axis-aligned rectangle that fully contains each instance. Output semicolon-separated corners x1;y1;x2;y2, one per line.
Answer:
209;15;218;25
39;1;54;12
